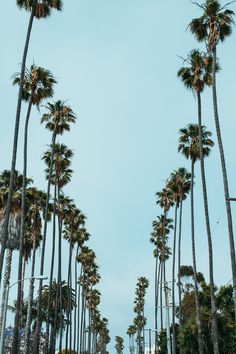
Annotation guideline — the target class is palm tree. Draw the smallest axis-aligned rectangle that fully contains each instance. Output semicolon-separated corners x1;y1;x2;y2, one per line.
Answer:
63;208;86;353
11;64;56;353
24;188;45;354
178;49;219;353
0;171;32;350
150;214;173;351
167;168;191;354
115;336;124;354
167;168;191;348
189;0;236;332
0;0;62;287
127;325;136;354
34;101;76;353
178;123;214;354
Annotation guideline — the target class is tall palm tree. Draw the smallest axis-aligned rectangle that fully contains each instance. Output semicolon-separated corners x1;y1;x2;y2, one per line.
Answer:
189;0;236;330
167;168;191;350
167;168;191;354
11;64;56;353
0;0;62;287
178;123;214;354
156;188;173;351
150;214;173;351
34;101;76;353
178;49;219;353
24;188;45;354
0;171;32;350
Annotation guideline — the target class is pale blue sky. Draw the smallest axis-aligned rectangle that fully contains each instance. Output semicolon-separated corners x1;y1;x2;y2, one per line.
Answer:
1;0;236;352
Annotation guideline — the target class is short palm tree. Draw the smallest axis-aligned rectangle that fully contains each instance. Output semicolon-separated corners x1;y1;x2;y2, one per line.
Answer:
0;0;62;289
178;49;219;353
189;0;236;332
178;123;214;354
11;64;56;353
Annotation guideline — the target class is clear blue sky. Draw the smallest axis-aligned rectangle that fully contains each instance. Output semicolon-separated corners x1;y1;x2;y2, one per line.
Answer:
1;1;236;352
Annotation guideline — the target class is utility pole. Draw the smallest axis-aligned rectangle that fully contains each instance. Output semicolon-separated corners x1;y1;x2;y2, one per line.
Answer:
157;280;172;354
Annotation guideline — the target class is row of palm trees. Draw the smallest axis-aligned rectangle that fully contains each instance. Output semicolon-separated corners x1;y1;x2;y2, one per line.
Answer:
1;0;111;353
147;0;236;353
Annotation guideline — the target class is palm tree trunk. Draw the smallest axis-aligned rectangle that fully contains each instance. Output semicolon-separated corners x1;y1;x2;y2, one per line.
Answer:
177;195;183;354
160;261;163;330
45;183;57;352
0;249;13;337
20;257;27;327
65;239;73;352
171;202;178;354
73;245;79;352
77;266;82;354
12;98;33;354
57;200;63;353
34;130;57;354
212;47;236;331
25;231;37;354
154;253;160;353
156;260;161;354
190;159;204;354
0;8;35;286
197;90;219;353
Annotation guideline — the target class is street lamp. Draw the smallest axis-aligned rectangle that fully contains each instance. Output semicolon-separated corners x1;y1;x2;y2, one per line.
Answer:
0;275;48;354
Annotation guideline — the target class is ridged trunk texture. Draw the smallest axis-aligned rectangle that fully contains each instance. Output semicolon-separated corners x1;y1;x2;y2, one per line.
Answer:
171;202;178;354
177;196;183;354
212;47;236;333
0;9;34;286
197;91;219;353
34;131;57;354
12;98;33;354
0;249;13;337
190;160;204;354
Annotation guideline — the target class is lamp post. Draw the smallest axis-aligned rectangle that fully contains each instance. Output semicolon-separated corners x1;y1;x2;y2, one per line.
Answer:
0;275;48;354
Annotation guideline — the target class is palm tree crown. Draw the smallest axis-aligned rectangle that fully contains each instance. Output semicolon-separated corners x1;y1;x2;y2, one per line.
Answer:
189;0;234;51
12;65;56;106
177;49;218;93
41;100;76;135
16;0;63;19
178;124;214;162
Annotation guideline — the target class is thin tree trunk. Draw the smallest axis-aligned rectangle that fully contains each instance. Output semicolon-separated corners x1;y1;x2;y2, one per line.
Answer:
45;183;57;352
177;195;183;354
20;257;27;327
57;197;63;353
156;260;161;354
12;98;33;354
190;159;204;354
0;249;13;336
212;47;236;332
25;232;37;354
73;245;79;352
34;131;57;354
154;253;159;353
171;202;178;354
197;90;219;353
160;261;163;330
0;8;35;286
65;238;73;352
77;266;82;354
